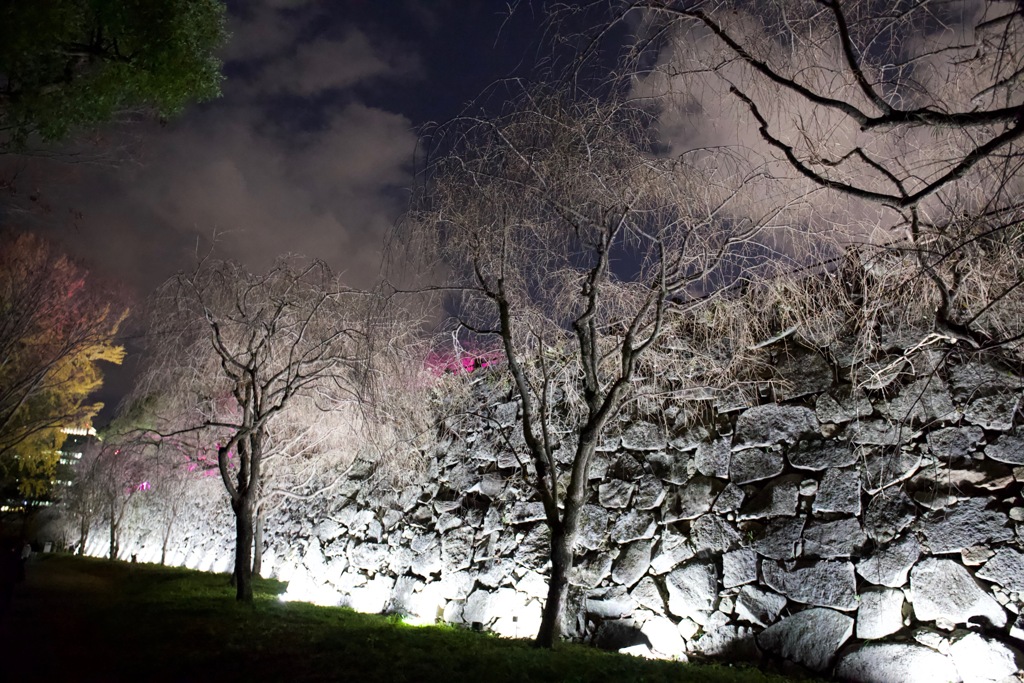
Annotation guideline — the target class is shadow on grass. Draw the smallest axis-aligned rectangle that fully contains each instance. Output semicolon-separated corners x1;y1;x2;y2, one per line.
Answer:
0;555;812;683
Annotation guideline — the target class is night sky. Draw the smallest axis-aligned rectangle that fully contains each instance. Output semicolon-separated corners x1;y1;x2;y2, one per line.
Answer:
0;1;570;418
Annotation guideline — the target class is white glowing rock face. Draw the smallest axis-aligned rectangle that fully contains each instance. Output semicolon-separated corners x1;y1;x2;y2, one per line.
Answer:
619;644;657;659
641;616;687;659
347;575;394;614
260;549;277;576
405;583;447;626
491;598;542;640
835;643;957;683
211;554;232;574
274;560;301;584
280;572;343;607
949;633;1021;683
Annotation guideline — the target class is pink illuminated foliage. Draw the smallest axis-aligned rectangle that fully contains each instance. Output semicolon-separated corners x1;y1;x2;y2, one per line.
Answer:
423;348;504;376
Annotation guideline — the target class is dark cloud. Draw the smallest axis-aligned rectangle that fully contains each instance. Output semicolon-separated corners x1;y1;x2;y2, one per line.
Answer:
0;1;550;416
3;1;421;295
258;30;421;96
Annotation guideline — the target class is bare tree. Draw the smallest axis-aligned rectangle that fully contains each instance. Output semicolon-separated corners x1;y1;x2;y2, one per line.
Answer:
99;439;149;561
402;87;837;645
580;0;1024;363
145;444;194;566
59;441;105;555
132;258;375;602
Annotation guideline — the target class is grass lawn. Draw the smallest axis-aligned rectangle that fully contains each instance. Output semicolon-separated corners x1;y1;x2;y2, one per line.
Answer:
0;554;813;682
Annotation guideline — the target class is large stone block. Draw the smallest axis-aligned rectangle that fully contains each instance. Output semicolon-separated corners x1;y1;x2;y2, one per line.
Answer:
910;557;1007;628
690;514;741;555
948;362;1022;397
881;377;956;425
633;474;666;510
577;505;609;551
917;498;1014;554
597;479;634;508
722;549;758;588
736;474;801;519
730;449;785;485
812;467;862;515
649;528;694;575
630;576;665;613
976;547;1024;593
621;421;668;451
865;488;917;543
926;426;984;462
835;643;957;683
695;624;759;660
803;518;869;559
585;585;636;619
611;539;654;587
788;440;858;470
665;561;717;624
733;404;818;449
985;434;1024;466
949;632;1022;683
571;552;614;589
641;616;688;659
695;438;731;478
856;533;920;588
856;588;905;640
756;608;854;673
816;386;873;425
964;393;1020;431
712;482;745;513
861;448;922;494
667;476;723;520
441;527;477;573
761;560;858;611
752;517;805;561
734;584;787;628
610;510;657;544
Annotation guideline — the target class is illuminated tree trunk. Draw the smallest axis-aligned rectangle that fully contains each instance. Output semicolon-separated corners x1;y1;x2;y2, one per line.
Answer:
534;438;594;648
227;428;262;602
536;521;573;647
77;517;89;555
252;504;264;578
232;492;255;602
108;499;118;560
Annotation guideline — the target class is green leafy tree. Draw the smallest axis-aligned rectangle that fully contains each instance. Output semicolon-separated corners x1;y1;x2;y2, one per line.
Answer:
0;0;228;149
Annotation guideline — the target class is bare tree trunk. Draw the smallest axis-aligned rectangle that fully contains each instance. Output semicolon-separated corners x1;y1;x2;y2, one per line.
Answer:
160;502;179;566
252;505;264;578
78;516;89;555
161;513;175;565
536;521;572;647
161;515;172;565
108;500;117;560
535;435;597;647
232;494;254;602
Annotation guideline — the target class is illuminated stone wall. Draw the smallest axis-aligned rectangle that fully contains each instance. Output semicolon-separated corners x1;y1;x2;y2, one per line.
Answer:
109;348;1024;681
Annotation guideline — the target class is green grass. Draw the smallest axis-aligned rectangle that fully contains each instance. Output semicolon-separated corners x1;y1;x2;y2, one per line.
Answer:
2;554;813;682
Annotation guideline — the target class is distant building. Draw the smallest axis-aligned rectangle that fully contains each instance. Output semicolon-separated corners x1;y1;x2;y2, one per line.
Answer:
0;425;97;513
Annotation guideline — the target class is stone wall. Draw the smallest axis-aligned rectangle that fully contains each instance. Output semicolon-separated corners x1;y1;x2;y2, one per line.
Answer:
105;349;1024;682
